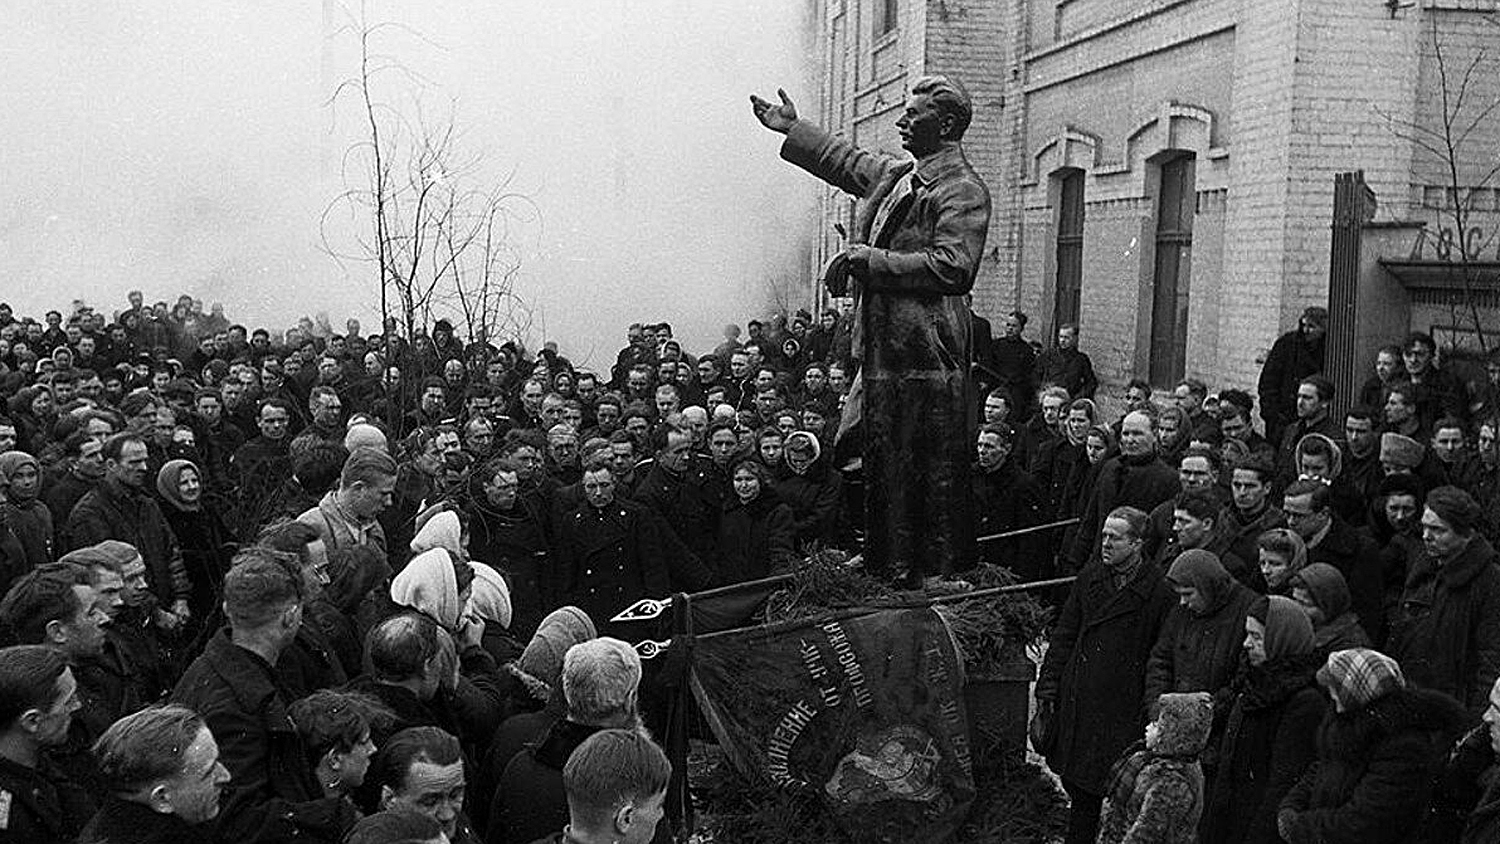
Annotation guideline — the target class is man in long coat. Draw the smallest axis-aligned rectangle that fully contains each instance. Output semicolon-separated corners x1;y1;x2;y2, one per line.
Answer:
752;76;991;585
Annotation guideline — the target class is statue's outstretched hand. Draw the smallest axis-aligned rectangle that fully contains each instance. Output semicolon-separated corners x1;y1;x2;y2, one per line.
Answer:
750;88;797;133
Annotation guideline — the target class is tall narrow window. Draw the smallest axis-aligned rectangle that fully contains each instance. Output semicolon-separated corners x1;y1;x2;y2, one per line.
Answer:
1149;153;1195;386
878;0;899;34
1053;169;1085;329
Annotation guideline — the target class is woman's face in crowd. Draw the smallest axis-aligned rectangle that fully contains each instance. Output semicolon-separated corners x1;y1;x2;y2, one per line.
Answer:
1085;433;1107;464
733;467;760;503
1066;409;1090;442
177;467;202;504
1258;549;1292;589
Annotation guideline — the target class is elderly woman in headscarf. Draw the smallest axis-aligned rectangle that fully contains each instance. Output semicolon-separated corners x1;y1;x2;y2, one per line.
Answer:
1289;562;1370;659
1204;595;1327;844
775;430;841;548
156;459;234;633
0;450;53;567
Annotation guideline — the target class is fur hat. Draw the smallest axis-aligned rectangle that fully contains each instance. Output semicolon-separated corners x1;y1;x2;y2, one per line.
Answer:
1148;692;1214;756
1379;432;1424;470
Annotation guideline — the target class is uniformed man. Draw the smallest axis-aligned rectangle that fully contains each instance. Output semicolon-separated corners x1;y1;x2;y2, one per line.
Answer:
552;456;672;638
0;644;96;844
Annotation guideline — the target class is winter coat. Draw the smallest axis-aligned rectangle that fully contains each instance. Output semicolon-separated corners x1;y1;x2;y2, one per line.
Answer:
1257;329;1324;438
1204;654;1326;844
1278;687;1469;844
1307;517;1386;645
68;477;189;606
1389;535;1500;716
488;719;602;844
161;501;234;628
1036;558;1174;793
971;456;1045;577
552;498;678;636
0;498;52;568
1214;504;1286;591
170;630;357;844
715;490;796;584
1067;452;1180;568
1035;346;1098;400
467;491;552;640
635;457;724;563
0;752;96;844
773;457;843;548
1143;567;1255;714
78;794;224;844
1422;725;1496;844
1097;692;1214;844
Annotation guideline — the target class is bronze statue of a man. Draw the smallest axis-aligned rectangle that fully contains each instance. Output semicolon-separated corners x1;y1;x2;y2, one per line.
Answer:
751;77;991;586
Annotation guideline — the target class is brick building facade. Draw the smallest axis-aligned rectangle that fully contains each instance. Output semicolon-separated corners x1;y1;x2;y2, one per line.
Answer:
801;0;1500;394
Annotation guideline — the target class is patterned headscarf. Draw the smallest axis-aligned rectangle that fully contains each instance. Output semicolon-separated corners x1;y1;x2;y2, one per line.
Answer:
1317;648;1406;713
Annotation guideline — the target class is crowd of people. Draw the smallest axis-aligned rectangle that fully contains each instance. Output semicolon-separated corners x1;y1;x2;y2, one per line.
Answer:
0;290;1498;843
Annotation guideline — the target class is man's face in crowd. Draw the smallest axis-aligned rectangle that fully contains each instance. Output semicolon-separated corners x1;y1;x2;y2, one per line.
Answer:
62;585;109;659
464;419;494;456
1057;326;1077;350
626;369;649;395
1345;415;1377;457
259;405;290;441
382;758;467;842
655;387;679;419
596;403;621;431
1001;314;1023;339
576;376;599;402
1040;395;1066;428
1172;384;1201;414
561;405;583;430
1118;412;1155;457
1432;426;1465;465
1282;492;1329;540
1422;506;1469;559
697;360;719;385
33;668;83;748
759;433;784;465
728;353;750;380
1385;392;1415;426
657;431;693;474
421;386;447;415
109;440;151;488
805;366;833;395
1403;342;1434;376
1176;455;1214;490
582;468;617;509
1295;383;1324;420
976;431;1009;471
1172;509;1214;550
484;470;519;510
1124;385;1150;411
1220;411;1250;443
1376;350;1401;382
510;446;543;481
1231;468;1268;513
983;395;1009;424
91;568;125;621
161;726;233;824
1480;424;1498;465
624;415;650;440
709;429;739;466
608;442;637;478
0;424;15;453
75;439;105;477
348;475;397;520
314;394;344;428
754;391;780;419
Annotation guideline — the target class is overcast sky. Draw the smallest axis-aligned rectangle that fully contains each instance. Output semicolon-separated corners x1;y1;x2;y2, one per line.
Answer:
1;0;816;364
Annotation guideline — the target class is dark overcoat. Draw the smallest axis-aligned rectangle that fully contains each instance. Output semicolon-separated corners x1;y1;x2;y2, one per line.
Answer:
1036;559;1174;794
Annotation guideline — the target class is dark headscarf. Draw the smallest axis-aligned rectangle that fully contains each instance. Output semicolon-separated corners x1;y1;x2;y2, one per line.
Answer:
1167;548;1236;615
0;451;40;505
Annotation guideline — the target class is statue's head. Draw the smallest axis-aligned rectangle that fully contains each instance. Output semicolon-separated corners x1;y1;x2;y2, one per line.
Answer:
905;75;973;147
